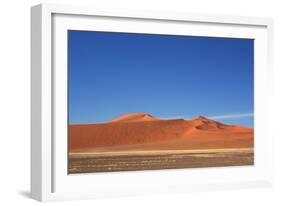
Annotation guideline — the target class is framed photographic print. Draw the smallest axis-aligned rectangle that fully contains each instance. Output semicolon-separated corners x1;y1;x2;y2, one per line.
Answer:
31;3;274;201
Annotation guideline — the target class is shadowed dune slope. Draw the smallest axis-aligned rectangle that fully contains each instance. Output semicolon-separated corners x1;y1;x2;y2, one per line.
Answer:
69;114;253;152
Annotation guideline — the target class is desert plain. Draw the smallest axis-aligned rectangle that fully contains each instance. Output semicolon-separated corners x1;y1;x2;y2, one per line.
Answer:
68;113;254;174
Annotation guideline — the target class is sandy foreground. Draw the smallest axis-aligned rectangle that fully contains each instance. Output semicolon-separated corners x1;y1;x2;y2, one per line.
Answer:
68;148;254;174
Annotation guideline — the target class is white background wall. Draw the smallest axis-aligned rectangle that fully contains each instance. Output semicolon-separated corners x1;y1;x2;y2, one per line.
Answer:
0;0;280;205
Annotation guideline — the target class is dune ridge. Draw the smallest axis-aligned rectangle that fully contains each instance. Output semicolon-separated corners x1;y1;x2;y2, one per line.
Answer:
110;113;158;122
69;113;253;152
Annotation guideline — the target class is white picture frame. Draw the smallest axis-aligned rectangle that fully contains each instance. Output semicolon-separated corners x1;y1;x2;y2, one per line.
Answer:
31;3;274;202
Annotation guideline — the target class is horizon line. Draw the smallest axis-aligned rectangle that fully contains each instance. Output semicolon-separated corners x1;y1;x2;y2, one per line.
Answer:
69;112;253;127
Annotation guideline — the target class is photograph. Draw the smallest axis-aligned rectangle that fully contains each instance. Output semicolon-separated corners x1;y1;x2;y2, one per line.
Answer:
68;31;254;174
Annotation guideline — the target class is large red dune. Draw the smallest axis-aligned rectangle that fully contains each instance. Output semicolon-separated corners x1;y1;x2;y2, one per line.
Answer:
69;113;253;152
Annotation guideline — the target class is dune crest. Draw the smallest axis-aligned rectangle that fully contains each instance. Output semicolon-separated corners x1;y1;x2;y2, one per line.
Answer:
189;116;226;130
111;113;158;123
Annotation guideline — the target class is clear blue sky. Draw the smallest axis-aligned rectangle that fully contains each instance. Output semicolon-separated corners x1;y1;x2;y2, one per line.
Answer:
68;31;254;127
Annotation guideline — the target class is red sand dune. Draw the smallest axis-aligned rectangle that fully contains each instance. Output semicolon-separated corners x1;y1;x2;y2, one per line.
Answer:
69;114;253;152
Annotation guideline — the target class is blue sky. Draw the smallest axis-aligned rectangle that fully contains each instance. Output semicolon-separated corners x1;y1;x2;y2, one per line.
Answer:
68;31;254;127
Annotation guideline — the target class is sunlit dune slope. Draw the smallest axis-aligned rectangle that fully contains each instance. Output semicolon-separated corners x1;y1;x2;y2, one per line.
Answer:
110;113;159;122
69;114;253;152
